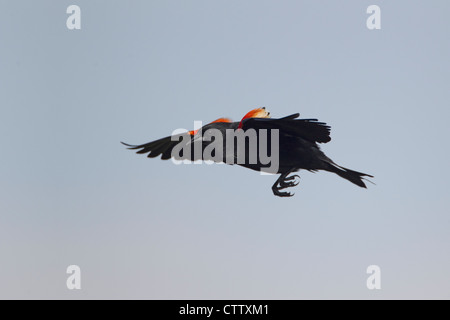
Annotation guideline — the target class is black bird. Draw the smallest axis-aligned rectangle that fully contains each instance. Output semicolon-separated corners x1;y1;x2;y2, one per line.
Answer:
122;108;373;197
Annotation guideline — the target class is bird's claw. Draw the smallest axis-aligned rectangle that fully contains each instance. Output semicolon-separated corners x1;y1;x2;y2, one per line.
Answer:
279;174;300;188
272;171;301;197
272;186;295;197
284;174;300;182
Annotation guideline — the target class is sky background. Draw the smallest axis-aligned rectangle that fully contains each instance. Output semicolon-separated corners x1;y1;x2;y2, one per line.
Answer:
1;0;449;299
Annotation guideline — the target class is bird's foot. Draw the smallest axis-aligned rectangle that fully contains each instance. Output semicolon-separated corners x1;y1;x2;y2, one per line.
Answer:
272;185;295;197
271;171;300;197
279;174;300;188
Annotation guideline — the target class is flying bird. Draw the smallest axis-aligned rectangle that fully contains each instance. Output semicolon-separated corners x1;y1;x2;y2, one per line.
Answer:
122;108;373;197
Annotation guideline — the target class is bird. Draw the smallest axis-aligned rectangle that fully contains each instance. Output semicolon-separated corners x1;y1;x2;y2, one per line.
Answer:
122;108;373;197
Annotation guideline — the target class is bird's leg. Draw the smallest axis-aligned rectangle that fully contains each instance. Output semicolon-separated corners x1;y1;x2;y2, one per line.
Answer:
272;169;299;197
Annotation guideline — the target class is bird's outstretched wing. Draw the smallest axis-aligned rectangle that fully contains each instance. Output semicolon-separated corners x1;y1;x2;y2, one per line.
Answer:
121;133;193;160
241;113;331;144
122;117;233;161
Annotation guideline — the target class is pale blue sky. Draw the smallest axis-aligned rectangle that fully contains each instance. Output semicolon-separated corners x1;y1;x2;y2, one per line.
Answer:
1;0;449;299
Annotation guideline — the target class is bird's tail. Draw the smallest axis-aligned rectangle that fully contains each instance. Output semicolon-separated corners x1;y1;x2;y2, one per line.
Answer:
325;162;373;188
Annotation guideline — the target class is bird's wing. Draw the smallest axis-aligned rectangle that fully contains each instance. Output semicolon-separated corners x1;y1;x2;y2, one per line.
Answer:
241;114;331;143
278;113;300;120
121;132;193;160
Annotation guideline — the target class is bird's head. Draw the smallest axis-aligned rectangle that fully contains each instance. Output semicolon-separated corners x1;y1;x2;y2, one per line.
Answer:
237;107;271;129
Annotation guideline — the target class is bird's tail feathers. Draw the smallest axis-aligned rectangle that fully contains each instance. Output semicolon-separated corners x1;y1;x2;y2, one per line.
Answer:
325;161;373;188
